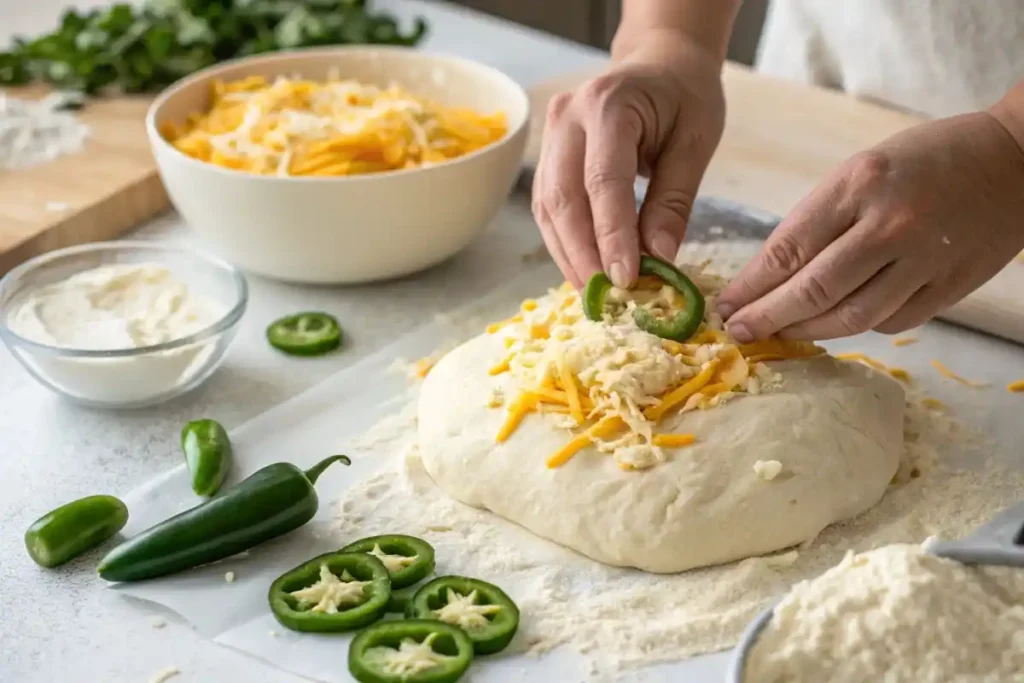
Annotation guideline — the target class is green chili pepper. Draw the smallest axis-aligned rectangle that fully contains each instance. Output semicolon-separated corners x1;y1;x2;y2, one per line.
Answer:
97;455;349;582
267;312;343;356
25;495;128;568
341;534;436;589
348;619;474;683
181;419;233;497
582;256;706;342
268;552;391;633
407;576;520;655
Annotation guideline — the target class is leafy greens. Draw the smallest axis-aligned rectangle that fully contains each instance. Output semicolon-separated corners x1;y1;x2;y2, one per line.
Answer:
0;0;427;94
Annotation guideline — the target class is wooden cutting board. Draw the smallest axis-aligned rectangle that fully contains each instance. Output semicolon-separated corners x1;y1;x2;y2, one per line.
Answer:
0;88;167;275
2;63;1022;343
526;63;1024;345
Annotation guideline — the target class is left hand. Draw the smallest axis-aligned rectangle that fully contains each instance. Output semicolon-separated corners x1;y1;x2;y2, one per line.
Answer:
716;112;1024;341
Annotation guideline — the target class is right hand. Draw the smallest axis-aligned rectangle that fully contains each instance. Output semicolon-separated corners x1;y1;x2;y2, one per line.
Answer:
531;37;727;289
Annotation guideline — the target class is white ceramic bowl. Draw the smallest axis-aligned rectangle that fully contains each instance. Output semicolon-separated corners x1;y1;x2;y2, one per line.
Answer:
147;47;530;284
0;242;247;408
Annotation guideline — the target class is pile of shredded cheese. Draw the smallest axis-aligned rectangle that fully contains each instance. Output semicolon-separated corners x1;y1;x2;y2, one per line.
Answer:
0;92;89;170
162;74;507;176
483;265;826;471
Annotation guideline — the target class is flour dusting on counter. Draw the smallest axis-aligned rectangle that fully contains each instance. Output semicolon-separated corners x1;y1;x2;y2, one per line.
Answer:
0;92;89;170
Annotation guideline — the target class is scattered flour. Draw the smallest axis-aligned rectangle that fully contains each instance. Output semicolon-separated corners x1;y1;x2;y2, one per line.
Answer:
0;92;89;170
328;241;1024;679
744;541;1024;682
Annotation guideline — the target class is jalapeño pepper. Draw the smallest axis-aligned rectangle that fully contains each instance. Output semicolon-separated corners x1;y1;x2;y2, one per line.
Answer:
582;255;706;342
348;619;474;683
269;551;391;633
97;455;349;582
407;576;520;655
181;418;233;497
24;495;128;568
341;534;436;589
267;312;343;356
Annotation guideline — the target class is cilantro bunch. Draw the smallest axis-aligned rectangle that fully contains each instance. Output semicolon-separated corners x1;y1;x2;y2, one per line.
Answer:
0;0;427;94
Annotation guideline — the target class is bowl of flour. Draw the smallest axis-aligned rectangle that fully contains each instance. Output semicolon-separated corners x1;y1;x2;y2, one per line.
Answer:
730;540;1024;682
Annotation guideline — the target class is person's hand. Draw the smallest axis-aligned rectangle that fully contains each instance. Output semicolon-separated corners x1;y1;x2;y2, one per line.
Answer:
532;36;726;289
717;112;1024;341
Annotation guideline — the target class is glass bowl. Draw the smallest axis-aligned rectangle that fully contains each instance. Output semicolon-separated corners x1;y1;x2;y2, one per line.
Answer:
0;242;248;408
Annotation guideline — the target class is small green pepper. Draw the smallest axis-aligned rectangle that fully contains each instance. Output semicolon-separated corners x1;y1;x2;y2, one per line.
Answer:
181;418;233;497
341;534;436;589
349;619;474;683
582;255;706;342
25;495;128;568
407;576;520;655
269;551;391;633
267;312;343;356
97;455;349;582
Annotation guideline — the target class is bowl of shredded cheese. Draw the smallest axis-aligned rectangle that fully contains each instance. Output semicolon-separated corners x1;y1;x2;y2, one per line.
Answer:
147;46;529;284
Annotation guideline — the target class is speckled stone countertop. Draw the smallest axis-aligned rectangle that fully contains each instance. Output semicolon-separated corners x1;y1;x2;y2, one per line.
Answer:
0;3;605;681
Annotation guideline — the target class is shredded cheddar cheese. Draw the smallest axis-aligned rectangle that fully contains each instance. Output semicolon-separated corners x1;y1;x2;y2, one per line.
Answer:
480;261;827;471
930;359;990;389
892;337;918;347
922;397;948;411
1008;380;1024;393
163;75;508;177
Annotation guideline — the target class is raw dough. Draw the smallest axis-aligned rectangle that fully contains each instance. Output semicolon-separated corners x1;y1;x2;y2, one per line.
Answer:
418;330;905;573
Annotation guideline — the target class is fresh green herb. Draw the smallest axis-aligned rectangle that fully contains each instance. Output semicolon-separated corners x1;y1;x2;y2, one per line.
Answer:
0;0;427;94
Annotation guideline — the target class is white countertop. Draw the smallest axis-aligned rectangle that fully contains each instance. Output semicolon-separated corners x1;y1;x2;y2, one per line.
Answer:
0;3;604;681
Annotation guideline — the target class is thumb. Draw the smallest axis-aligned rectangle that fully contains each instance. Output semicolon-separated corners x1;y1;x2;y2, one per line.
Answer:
638;135;709;262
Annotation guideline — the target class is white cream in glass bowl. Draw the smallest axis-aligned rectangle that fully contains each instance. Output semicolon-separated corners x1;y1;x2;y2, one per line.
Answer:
0;242;247;408
146;46;530;284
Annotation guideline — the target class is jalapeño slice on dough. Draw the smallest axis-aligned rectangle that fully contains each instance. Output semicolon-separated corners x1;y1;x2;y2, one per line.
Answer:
341;534;436;589
407;576;520;655
349;619;474;683
266;312;342;356
268;551;390;633
582;255;706;342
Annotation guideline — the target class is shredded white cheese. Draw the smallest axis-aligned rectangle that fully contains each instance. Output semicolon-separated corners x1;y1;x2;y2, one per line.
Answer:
362;632;456;677
753;460;783;481
367;544;417;574
224;571;236;583
0;92;89;170
433;588;501;631
289;564;369;614
148;667;180;683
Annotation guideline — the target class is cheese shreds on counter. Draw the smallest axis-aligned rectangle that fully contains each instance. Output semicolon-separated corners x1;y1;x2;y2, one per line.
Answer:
836;352;911;382
930;359;990;389
482;264;827;471
163;75;507;177
892;336;918;347
1008;380;1024;393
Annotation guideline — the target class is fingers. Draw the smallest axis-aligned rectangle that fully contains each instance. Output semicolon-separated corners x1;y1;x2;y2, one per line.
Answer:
638;133;705;263
538;119;603;286
724;217;896;340
777;260;927;340
532;169;579;288
583;106;641;287
718;165;858;319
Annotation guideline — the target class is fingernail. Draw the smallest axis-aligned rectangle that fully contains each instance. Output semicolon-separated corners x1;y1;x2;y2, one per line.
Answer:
651;233;678;262
728;321;753;343
608;262;629;288
718;302;736;320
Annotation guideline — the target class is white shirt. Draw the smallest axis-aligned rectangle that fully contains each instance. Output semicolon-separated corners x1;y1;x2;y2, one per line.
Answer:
756;0;1024;118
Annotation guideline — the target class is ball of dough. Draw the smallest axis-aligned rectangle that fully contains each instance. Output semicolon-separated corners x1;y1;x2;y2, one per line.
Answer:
418;332;904;573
